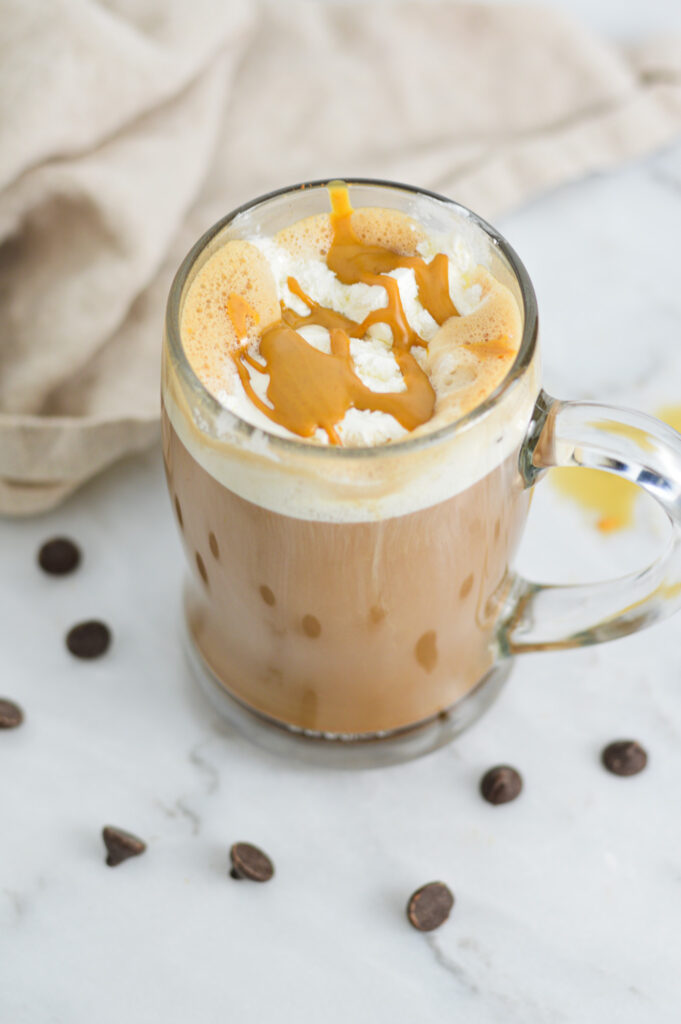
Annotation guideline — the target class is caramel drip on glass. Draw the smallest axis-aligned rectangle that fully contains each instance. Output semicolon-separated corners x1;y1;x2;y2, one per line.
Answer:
230;182;463;443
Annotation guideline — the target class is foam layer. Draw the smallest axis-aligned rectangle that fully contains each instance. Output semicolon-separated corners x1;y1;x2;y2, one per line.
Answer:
163;358;540;522
180;205;522;447
166;187;539;522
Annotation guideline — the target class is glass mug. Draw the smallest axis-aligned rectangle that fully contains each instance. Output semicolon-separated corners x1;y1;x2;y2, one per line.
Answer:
162;179;681;766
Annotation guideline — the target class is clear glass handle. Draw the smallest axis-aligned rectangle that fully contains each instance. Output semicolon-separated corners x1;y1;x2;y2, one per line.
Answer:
502;391;681;653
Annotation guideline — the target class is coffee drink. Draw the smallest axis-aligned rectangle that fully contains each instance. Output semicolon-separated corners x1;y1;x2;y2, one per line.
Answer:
162;182;538;736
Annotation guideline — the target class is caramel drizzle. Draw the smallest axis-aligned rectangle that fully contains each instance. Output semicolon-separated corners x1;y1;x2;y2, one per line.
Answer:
324;184;458;346
231;183;461;443
226;293;260;337
465;337;514;360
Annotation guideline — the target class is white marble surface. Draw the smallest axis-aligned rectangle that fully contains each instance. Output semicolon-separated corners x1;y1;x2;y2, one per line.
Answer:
5;9;681;1023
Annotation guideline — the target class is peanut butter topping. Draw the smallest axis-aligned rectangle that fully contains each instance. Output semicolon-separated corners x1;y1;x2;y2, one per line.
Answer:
180;182;523;447
233;320;435;445
231;183;449;443
325;184;458;340
226;293;260;338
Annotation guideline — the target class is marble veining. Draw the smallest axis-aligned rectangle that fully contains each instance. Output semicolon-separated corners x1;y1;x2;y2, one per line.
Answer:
154;738;222;835
426;933;481;994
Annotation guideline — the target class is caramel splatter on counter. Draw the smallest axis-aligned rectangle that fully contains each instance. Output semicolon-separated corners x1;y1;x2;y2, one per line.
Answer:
550;405;681;532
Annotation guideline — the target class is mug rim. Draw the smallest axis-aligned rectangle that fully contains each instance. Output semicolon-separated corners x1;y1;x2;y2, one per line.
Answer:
165;177;539;460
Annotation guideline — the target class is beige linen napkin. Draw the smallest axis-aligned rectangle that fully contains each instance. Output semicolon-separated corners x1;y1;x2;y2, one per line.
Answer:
2;1;681;515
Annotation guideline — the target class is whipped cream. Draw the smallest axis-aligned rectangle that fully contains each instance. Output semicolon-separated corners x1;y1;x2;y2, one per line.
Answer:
214;233;484;446
169;188;539;522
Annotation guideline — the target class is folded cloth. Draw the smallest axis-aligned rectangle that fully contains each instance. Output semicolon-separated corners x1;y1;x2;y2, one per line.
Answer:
2;0;681;514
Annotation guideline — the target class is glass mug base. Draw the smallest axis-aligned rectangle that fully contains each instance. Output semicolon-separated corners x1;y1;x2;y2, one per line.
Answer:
183;585;513;768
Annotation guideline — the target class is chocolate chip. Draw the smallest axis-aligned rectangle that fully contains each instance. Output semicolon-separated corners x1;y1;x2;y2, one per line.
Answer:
38;537;81;576
480;765;523;805
102;826;146;867
66;620;111;659
602;740;648;777
407;882;454;932
229;842;274;882
0;699;24;729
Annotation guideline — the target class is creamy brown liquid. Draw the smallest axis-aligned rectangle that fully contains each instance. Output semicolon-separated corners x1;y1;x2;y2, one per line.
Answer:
163;408;529;734
170;186;529;735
